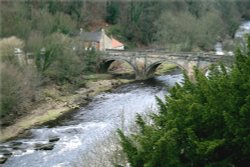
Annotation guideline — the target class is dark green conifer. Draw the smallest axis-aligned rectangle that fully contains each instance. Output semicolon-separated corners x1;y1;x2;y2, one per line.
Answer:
118;37;250;167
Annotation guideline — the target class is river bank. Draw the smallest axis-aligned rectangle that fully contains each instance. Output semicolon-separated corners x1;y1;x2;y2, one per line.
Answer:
0;76;133;142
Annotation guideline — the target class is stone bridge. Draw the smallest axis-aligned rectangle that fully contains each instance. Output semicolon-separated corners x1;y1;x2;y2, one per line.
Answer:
98;50;234;80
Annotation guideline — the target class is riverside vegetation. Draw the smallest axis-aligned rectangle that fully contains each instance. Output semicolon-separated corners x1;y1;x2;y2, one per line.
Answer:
0;34;103;126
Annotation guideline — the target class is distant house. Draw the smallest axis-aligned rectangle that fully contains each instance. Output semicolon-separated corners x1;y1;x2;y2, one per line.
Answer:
78;28;124;51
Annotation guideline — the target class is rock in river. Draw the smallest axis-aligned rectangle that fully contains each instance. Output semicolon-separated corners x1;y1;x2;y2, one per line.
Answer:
49;137;60;142
0;156;8;164
35;143;54;151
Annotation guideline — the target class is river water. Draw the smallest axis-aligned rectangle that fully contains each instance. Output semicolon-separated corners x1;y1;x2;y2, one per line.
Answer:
0;72;183;167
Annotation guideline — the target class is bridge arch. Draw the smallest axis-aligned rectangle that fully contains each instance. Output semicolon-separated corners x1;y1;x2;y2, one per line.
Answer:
98;58;137;74
145;60;186;78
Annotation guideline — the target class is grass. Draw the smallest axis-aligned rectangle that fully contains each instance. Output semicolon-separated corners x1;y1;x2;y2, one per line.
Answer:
84;74;113;81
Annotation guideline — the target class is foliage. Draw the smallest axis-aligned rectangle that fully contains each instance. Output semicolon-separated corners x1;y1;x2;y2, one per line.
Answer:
0;37;39;119
155;8;224;51
119;37;250;166
119;1;163;45
82;49;101;74
0;33;100;119
34;33;100;84
0;36;25;64
34;33;98;83
0;2;32;39
26;31;44;56
214;0;242;37
43;43;82;84
32;9;56;36
0;62;39;118
0;1;77;39
34;33;63;72
1;1;249;50
106;1;120;24
53;12;77;34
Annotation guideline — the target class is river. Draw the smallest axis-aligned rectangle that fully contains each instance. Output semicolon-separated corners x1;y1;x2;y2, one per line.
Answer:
0;71;183;167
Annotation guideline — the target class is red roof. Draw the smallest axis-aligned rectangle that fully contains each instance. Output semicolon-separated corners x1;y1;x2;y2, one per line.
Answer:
112;38;124;48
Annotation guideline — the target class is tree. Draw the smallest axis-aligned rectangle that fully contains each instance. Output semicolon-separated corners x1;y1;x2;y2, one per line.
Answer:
214;0;241;38
0;62;39;118
34;33;63;73
106;1;120;24
34;32;99;84
119;1;163;45
155;8;224;51
42;34;83;83
26;30;44;55
119;37;250;166
0;36;39;118
32;9;56;36
0;2;32;39
53;12;77;34
155;11;197;51
0;36;25;64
